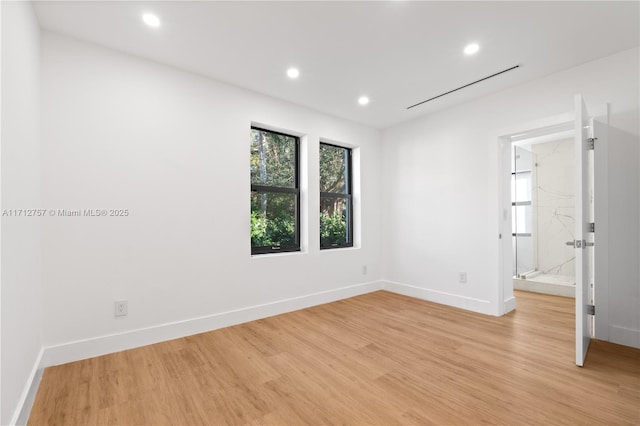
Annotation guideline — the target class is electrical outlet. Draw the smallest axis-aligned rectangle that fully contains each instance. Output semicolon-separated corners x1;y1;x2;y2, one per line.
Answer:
362;265;368;275
115;300;128;317
458;272;467;284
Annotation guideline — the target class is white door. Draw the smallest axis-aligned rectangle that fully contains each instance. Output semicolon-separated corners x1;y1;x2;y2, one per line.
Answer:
574;94;595;366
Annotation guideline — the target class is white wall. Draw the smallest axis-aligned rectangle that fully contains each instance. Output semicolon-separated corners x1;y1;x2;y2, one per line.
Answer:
1;2;43;424
40;32;383;364
382;48;640;348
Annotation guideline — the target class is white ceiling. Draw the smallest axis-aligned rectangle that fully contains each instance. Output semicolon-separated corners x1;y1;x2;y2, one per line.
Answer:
33;1;639;129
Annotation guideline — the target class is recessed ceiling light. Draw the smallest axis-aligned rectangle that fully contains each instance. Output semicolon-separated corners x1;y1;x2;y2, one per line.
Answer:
142;13;161;28
464;43;480;55
286;68;300;79
358;96;370;106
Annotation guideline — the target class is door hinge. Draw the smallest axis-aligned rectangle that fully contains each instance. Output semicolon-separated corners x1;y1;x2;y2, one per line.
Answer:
588;222;595;232
587;304;595;315
587;137;597;150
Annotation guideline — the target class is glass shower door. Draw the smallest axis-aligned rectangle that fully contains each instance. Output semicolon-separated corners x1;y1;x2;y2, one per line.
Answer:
512;146;535;277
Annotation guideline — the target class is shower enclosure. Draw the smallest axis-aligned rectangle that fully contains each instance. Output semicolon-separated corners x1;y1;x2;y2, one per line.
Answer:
512;146;535;276
512;140;576;297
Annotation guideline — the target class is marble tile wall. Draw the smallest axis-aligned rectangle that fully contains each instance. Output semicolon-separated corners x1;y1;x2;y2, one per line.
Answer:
532;138;575;277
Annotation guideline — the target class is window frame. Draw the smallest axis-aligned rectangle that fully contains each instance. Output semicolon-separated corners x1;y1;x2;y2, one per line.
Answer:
319;142;353;250
250;126;300;255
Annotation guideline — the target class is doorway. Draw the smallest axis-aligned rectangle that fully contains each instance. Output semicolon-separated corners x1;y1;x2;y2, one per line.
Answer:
496;99;609;366
511;130;576;298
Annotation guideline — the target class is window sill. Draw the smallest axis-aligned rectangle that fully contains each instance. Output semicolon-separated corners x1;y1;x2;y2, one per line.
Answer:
319;246;359;253
251;250;305;259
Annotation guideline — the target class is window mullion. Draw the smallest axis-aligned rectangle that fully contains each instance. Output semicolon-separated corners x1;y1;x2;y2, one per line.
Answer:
252;185;299;194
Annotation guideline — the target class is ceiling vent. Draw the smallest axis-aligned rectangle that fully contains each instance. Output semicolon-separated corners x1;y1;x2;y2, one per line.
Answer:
407;65;521;110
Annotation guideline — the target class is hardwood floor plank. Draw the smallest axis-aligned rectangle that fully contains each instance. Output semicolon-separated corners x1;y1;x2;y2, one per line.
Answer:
28;290;640;425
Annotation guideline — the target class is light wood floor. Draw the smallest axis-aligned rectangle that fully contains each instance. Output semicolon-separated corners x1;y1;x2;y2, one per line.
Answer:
29;291;640;425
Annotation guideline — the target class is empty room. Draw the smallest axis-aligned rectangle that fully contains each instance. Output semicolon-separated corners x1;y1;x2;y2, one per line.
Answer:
2;1;640;425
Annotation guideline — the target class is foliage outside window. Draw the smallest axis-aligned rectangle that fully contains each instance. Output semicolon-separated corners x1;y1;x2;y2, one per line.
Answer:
250;127;300;254
320;143;353;249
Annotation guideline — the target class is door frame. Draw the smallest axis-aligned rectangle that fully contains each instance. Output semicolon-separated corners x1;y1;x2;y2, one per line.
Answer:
494;105;609;343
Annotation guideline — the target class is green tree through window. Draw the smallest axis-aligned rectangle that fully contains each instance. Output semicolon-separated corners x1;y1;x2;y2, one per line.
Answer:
320;143;353;248
250;127;300;254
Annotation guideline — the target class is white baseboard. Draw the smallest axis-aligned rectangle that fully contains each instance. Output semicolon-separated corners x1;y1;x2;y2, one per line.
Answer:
10;347;44;426
608;324;640;349
41;281;383;368
503;296;516;314
382;280;495;316
513;278;575;298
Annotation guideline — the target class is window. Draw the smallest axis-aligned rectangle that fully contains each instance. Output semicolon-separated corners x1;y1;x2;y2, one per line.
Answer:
320;142;353;249
250;127;300;254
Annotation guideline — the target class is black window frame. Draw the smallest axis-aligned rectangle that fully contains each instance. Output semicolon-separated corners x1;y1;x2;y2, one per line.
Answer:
250;126;301;255
320;142;353;250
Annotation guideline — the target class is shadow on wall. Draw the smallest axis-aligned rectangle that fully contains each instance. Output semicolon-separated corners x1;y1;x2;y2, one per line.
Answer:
606;115;640;334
